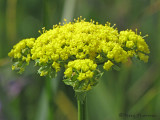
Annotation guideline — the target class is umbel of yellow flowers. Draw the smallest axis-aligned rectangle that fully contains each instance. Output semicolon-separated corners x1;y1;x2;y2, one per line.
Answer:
8;17;150;92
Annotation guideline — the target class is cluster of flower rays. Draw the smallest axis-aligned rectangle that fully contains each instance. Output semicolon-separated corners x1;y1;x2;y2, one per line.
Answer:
8;17;150;92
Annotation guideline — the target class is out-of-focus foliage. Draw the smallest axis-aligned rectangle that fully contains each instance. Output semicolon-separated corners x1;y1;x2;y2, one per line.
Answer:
0;0;160;120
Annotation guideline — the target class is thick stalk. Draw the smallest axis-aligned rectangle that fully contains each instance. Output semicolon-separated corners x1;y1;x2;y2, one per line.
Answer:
78;97;86;120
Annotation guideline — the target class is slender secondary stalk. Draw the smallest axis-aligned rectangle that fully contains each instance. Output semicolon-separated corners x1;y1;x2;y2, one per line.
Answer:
78;97;86;120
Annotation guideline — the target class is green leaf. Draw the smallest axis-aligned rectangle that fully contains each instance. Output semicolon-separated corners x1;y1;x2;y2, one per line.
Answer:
113;65;120;71
63;78;74;86
38;66;47;74
12;61;28;74
71;74;78;81
35;59;40;66
38;65;57;78
48;68;56;78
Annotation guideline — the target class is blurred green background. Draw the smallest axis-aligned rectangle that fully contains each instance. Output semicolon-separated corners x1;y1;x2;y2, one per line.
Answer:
0;0;160;120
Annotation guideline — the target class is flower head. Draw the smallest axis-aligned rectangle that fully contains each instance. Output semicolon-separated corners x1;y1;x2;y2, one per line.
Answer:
64;59;100;92
8;17;150;91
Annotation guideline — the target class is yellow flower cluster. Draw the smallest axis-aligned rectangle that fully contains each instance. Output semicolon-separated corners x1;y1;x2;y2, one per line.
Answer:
101;41;128;63
8;38;35;72
65;59;97;79
8;38;35;62
30;18;120;70
64;59;100;91
8;17;150;91
119;30;150;62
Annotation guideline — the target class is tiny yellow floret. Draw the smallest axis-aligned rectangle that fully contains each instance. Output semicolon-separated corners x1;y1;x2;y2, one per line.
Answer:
103;60;114;71
138;52;149;63
126;41;134;48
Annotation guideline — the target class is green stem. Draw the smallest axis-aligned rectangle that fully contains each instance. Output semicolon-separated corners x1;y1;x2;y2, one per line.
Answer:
45;77;54;120
78;96;86;120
